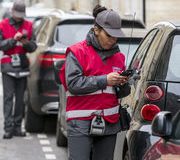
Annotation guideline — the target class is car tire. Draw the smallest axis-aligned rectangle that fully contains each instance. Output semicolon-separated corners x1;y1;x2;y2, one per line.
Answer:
25;102;45;133
56;120;67;147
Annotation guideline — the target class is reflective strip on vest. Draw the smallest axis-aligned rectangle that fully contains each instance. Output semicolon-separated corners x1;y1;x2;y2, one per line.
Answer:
19;71;30;76
66;86;115;97
6;72;16;77
66;105;119;119
7;71;30;77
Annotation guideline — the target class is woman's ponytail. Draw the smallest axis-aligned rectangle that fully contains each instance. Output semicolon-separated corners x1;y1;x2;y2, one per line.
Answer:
93;4;107;18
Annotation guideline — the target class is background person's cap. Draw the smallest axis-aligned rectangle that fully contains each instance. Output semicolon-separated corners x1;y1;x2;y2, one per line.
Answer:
12;0;26;18
95;9;124;37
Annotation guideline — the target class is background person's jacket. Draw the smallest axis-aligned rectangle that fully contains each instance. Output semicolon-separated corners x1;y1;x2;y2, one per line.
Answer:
0;18;37;77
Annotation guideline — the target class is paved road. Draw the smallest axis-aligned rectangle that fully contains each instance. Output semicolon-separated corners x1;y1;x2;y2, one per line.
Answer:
0;73;68;160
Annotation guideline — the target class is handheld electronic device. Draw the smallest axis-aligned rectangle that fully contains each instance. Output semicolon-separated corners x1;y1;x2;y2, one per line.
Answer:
120;69;134;77
20;34;27;39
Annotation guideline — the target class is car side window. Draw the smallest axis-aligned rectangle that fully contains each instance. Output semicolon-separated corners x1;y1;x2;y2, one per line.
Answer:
130;29;159;71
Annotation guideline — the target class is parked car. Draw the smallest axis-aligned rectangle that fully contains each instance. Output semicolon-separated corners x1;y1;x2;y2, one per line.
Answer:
25;10;94;133
54;20;147;146
113;21;180;160
143;110;180;160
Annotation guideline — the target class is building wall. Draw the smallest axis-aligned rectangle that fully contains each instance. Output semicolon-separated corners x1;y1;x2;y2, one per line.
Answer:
146;0;180;28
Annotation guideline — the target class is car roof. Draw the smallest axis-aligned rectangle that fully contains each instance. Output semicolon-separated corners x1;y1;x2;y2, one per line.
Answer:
50;10;94;20
57;12;146;28
152;21;180;30
167;21;180;28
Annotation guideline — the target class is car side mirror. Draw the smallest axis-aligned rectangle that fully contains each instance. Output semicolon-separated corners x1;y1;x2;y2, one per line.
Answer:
53;60;65;85
152;111;172;138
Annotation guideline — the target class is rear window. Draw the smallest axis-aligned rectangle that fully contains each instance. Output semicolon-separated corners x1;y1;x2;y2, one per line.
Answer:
157;35;180;81
55;23;93;46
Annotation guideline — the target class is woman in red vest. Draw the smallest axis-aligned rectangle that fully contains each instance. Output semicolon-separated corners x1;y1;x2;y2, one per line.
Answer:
60;5;129;160
0;0;37;139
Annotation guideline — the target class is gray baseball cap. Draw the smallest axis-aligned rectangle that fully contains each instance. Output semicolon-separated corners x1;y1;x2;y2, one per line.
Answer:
12;0;26;18
95;9;124;38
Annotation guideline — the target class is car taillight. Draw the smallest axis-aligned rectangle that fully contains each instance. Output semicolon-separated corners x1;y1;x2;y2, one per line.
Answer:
141;104;160;121
144;85;164;101
39;53;65;68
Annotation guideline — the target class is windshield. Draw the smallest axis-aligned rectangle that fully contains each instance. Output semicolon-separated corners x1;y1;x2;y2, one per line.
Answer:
56;23;93;46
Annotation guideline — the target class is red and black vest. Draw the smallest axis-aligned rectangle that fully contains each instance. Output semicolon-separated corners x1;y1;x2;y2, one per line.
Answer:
0;18;33;64
60;40;126;123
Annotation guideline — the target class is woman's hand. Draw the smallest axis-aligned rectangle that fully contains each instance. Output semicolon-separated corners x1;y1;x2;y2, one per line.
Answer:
107;72;128;86
14;32;28;44
14;32;23;41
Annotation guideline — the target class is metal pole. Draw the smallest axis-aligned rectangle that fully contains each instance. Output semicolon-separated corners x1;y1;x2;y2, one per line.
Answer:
142;0;146;25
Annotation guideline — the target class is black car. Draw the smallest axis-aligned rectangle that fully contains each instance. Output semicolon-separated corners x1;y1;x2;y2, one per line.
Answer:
143;110;180;160
25;10;94;132
54;20;146;147
113;21;180;160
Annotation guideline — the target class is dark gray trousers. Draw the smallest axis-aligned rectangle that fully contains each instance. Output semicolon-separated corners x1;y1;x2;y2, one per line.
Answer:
2;73;27;132
68;133;117;160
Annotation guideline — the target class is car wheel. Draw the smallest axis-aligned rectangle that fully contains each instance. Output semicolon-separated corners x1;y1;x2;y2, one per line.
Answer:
56;119;67;147
123;150;130;160
25;101;45;133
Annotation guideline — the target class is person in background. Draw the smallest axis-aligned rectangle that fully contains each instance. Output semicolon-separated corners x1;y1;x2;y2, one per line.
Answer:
60;5;129;160
0;0;37;139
